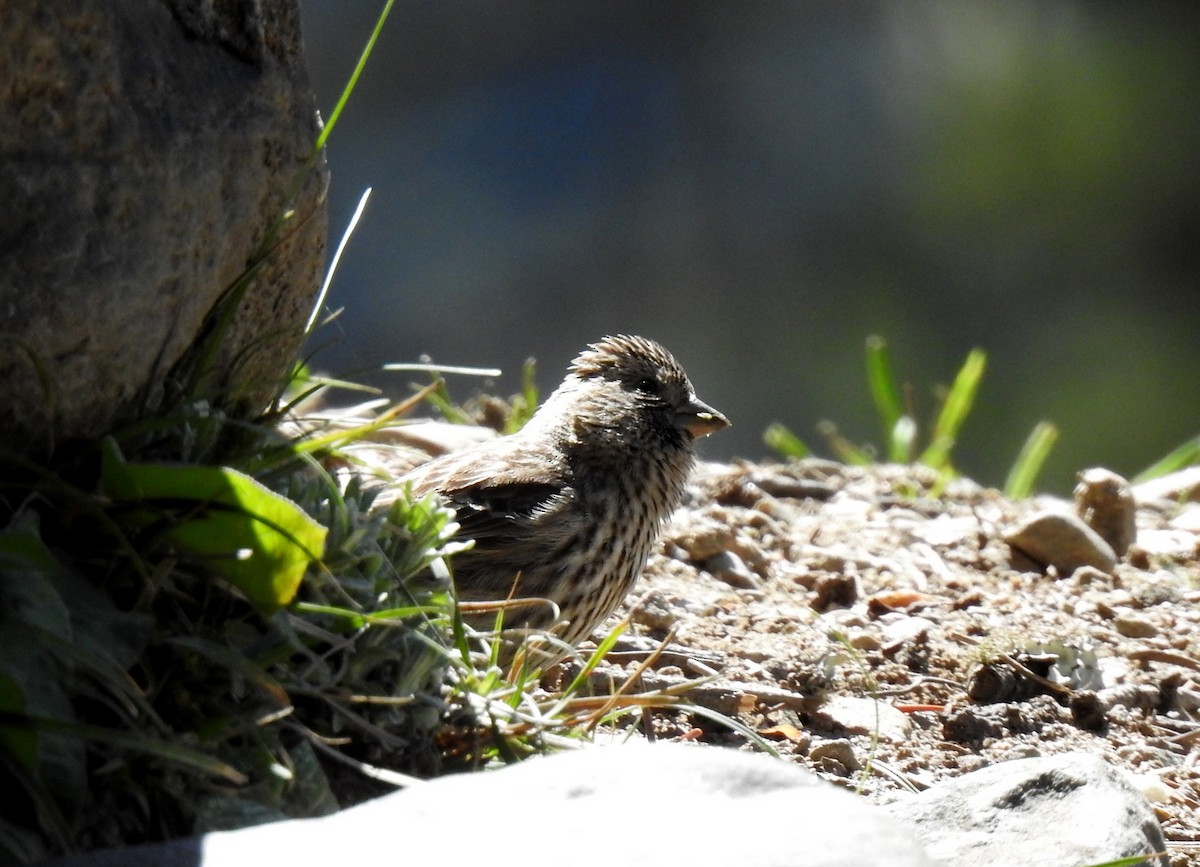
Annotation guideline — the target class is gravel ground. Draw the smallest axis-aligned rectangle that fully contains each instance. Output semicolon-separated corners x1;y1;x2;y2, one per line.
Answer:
582;460;1200;865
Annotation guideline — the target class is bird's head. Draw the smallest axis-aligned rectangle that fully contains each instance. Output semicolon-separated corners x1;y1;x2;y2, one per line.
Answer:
557;334;730;453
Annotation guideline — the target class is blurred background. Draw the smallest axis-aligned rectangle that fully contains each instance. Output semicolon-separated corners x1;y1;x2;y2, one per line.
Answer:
297;1;1198;494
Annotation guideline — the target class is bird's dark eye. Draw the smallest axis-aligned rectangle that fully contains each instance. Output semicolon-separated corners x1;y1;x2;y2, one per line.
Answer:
634;376;661;395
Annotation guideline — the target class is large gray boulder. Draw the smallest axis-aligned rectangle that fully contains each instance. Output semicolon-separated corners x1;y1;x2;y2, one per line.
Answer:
0;0;327;453
888;752;1168;867
45;742;935;867
39;745;1171;867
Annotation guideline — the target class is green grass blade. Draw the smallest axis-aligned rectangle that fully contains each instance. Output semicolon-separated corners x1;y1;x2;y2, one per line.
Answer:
503;357;541;433
560;623;628;698
1132;433;1200;483
918;347;986;470
167;636;291;708
314;0;395;153
817;421;873;465
763;422;811;459
421;380;478;426
292;601;449;628
865;336;905;456
6;714;248;785
1003;421;1059;499
1074;856;1167;867
305;187;372;335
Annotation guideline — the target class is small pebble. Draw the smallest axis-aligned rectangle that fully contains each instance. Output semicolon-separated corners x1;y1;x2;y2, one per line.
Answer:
1112;613;1158;639
1074;467;1137;557
668;517;735;562
808;737;862;773
702;550;760;589
808;696;912;743
1005;510;1118;575
845;630;881;651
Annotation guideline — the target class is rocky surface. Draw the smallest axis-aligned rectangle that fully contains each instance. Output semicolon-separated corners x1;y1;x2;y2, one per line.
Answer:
581;460;1200;865
42;743;1170;867
0;0;326;452
890;751;1167;867
45;743;934;867
309;416;1200;863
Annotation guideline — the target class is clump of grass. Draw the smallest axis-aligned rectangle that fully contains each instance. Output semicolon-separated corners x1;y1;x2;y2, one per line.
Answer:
391;355;540;435
0;391;469;860
435;621;777;768
765;336;1059;498
766;335;1199;498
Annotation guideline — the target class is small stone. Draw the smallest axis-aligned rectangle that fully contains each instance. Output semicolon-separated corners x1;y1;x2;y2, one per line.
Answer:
1074;468;1137;557
667;517;734;562
809;737;862;773
1170;503;1200;531
1069;691;1107;731
846;630;882;651
1070;565;1109;585
1112;613;1158;639
702;550;760;589
1005;510;1118;575
1135;528;1199;559
942;705;1006;743
629;590;682;632
888;753;1169;867
880;617;935;653
750;471;836;501
808;695;912;743
812;572;858;611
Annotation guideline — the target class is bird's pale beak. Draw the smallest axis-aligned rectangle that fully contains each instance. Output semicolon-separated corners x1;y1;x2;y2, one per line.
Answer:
678;398;730;439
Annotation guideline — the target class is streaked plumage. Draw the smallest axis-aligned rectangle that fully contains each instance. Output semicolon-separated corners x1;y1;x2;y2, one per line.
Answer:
400;335;729;649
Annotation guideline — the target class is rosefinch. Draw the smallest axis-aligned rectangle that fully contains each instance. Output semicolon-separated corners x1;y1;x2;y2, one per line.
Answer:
402;335;728;651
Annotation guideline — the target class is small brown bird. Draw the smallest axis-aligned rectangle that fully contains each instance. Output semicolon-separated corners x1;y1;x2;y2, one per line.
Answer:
401;335;729;651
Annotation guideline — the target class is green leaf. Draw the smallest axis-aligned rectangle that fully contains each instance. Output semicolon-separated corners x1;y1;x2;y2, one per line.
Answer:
0;623;86;809
100;441;327;611
0;521;121;811
0;529;72;638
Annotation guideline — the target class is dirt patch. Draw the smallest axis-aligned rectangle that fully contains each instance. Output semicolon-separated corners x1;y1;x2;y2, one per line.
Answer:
583;460;1200;863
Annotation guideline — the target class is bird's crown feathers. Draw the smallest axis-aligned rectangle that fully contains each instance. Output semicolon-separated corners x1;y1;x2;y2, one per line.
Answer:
569;334;688;389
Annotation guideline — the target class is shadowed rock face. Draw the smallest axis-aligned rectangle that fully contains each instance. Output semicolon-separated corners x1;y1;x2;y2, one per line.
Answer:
42;743;938;867
0;0;327;454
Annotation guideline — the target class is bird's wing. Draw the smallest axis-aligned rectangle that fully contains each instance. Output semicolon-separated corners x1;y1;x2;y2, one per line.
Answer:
404;444;582;603
400;441;573;549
